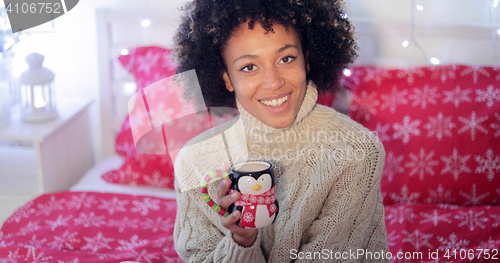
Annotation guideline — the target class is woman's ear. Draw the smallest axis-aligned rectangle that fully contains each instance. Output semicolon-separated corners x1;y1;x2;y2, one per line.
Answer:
222;71;234;92
305;52;310;74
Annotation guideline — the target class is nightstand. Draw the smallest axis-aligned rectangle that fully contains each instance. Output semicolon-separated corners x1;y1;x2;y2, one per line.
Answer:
0;97;94;224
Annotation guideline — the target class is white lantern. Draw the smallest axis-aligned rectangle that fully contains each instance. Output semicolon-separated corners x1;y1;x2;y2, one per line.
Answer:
20;52;57;122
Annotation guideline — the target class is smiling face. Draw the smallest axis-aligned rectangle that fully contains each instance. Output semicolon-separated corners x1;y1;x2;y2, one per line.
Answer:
222;21;309;129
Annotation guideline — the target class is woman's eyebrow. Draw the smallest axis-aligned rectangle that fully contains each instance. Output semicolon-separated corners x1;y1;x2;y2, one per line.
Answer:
278;44;299;53
233;54;258;66
232;44;299;66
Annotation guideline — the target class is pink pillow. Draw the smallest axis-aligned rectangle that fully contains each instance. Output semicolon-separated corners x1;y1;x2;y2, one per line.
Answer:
348;65;500;206
102;46;178;189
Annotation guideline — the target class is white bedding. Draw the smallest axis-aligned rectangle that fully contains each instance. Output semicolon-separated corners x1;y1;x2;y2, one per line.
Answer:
70;155;177;199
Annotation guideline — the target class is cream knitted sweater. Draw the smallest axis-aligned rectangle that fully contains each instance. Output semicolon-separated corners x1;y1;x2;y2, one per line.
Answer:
174;84;388;262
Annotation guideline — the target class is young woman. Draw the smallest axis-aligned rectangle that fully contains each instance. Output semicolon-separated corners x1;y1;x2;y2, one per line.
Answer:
173;0;388;262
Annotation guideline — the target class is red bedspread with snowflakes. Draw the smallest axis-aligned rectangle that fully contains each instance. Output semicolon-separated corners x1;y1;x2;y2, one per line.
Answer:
0;192;183;263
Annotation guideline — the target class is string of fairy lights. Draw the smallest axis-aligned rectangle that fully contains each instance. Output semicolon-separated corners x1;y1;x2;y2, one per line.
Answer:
405;0;500;65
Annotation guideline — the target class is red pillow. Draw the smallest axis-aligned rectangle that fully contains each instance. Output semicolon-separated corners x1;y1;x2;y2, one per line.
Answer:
102;46;178;189
348;65;500;206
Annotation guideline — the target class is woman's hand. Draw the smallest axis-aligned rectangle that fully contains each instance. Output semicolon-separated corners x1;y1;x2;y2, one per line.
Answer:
216;163;257;247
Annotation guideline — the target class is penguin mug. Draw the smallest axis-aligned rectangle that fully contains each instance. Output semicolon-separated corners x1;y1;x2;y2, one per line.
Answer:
200;161;279;228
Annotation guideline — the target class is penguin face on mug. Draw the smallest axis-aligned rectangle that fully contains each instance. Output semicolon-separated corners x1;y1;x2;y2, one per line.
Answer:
237;173;273;195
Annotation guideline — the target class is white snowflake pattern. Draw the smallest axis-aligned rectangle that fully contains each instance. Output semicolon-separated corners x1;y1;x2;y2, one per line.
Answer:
177;116;207;134
383;152;405;182
163;256;185;263
419;210;452;226
389;185;421;204
65;193;97;210
350;91;380;121
45;214;73;231
18;221;42;235
408;85;441;109
73;212;106;228
491;214;500;227
459;184;490;206
143;171;171;187
402;229;433;251
430;65;457;83
117;163;143;183
151;103;176;126
116;235;149;254
242;211;255;222
6;248;23;261
477;236;500;262
396;67;426;85
131;197;161;216
425;184;456;203
457;111;489;141
436;203;460;210
440;148;471;181
24;235;47;260
126;250;160;263
135;50;162;75
31;252;53;262
460;66;491;84
437;233;470;254
405;148;439;181
475;85;500;108
385;205;417;225
47;231;80;250
474;147;500;182
441;85;472;108
36;196;66;216
387;231;401;247
423;112;456;141
372;122;392;142
140;216;174;233
363;68;392;86
108;216;140;233
392;115;421;145
151;236;174;253
115;141;135;157
380;86;409;114
339;68;364;89
97;197;129;215
6;201;35;223
455;210;489;231
81;232;115;253
491;112;500;138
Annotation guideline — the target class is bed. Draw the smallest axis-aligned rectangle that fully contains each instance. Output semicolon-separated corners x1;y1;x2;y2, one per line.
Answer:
0;8;185;263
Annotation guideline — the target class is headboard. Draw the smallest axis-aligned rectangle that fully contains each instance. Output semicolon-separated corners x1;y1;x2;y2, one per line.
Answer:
94;3;498;161
95;8;182;161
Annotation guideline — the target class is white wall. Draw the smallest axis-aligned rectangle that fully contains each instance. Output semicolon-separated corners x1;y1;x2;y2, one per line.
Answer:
6;0;499;163
345;0;500;66
8;0;188;162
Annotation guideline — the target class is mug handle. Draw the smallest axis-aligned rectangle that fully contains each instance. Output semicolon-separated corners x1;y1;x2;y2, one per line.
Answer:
200;170;231;217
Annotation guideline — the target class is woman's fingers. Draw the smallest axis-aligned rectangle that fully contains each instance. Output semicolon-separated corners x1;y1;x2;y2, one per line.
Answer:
220;162;230;172
220;210;241;229
216;178;231;201
216;179;240;209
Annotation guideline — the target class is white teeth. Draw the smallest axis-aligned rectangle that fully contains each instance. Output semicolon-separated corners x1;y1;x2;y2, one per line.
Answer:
261;95;290;107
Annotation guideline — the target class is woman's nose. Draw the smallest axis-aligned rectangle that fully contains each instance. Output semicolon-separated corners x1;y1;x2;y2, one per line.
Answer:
261;66;285;90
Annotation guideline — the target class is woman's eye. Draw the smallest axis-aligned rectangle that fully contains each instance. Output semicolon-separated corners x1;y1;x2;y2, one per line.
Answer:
240;64;257;72
280;56;296;64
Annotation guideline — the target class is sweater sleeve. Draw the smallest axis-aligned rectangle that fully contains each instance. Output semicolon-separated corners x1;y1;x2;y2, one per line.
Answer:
174;177;267;263
294;138;388;263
